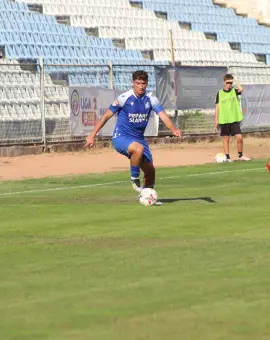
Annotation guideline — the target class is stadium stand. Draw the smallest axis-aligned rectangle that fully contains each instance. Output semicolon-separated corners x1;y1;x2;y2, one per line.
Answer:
13;0;260;67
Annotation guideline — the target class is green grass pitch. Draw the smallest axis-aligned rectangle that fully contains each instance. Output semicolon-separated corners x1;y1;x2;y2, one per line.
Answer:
0;159;270;340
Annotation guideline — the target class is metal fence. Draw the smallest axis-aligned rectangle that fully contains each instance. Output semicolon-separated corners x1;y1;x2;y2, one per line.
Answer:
0;61;43;145
1;60;270;146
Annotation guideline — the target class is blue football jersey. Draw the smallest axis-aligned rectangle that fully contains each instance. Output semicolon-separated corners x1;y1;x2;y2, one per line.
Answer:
109;89;164;139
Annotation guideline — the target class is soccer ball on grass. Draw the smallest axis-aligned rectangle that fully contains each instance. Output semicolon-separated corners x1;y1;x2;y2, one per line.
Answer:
139;188;158;206
215;153;227;163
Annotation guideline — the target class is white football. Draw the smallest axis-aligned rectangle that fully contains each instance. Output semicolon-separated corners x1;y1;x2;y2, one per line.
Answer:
215;153;227;163
139;188;158;206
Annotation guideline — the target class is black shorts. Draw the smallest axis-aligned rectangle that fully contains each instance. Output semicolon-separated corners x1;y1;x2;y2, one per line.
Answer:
220;122;242;136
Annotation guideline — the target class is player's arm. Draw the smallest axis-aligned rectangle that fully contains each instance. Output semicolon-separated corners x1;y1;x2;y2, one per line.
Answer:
215;104;219;130
159;111;181;137
150;94;181;137
85;95;125;148
234;80;243;93
84;109;114;148
215;91;219;129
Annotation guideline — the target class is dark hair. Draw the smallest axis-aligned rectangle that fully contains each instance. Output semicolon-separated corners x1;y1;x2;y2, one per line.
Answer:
224;74;234;82
132;70;148;82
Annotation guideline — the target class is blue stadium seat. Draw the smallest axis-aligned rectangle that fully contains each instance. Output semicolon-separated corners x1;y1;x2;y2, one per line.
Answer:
142;0;270;60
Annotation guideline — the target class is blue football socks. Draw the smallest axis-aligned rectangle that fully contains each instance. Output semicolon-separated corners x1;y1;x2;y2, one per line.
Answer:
130;165;140;179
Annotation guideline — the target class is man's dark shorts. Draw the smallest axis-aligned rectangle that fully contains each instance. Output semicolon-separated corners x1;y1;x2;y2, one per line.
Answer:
220;122;241;136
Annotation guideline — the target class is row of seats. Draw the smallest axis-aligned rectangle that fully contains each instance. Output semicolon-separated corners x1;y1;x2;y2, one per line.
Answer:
0;84;67;100
139;0;213;4
20;0;131;7
218;33;270;44
71;16;166;28
241;44;270;55
169;13;258;26
230;66;270;84
192;23;270;34
45;103;69;119
0;0;28;11
0;88;40;104
44;5;155;18
68;66;157;91
0;19;85;35
0;103;69;121
0;104;41;121
0;10;56;22
0;72;40;85
145;1;258;27
0;32;114;48
0;70;69;91
154;49;258;65
5;44;144;61
99;26;205;39
68;73;109;87
146;3;235;15
213;0;270;25
0;86;68;104
125;37;231;51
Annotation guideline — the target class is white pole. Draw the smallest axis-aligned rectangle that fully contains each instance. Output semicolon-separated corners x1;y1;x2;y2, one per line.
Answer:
39;57;46;149
169;29;175;66
109;60;114;89
169;30;178;129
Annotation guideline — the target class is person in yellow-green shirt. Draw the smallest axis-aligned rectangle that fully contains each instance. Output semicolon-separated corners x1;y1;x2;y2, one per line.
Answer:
215;74;250;162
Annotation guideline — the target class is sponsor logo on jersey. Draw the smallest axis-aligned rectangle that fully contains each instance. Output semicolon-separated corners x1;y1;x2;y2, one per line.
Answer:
128;113;148;123
145;102;150;109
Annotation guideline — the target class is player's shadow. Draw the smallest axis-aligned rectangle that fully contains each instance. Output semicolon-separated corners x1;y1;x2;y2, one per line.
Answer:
159;197;217;204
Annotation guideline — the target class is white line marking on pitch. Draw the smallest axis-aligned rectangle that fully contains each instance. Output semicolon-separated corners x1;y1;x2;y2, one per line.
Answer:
187;167;264;177
0;181;127;197
0;167;264;197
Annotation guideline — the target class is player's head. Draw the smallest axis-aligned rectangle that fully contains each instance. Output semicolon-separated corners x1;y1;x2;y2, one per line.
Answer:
224;74;234;90
132;70;148;97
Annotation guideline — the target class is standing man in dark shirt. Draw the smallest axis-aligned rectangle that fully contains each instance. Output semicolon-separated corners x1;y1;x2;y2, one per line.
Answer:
215;74;250;162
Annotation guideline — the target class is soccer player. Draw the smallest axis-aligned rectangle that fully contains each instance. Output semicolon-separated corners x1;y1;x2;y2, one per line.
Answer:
215;73;250;162
84;70;181;192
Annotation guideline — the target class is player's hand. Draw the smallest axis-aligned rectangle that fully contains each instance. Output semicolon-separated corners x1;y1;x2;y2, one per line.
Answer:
172;129;181;137
84;135;95;148
215;122;220;131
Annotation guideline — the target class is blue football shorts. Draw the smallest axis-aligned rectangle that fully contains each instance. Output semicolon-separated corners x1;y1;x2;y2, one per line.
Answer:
112;136;153;163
